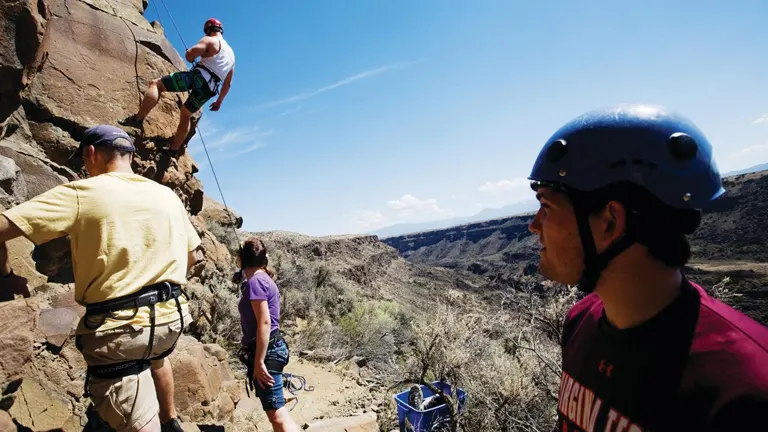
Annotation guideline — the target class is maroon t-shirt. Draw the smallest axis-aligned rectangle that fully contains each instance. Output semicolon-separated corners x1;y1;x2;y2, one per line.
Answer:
556;278;768;432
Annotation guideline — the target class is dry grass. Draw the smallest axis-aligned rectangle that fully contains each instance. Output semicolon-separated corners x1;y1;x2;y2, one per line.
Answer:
388;281;580;432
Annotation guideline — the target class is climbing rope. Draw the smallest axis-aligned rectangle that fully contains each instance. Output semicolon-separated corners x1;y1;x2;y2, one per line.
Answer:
284;372;315;411
152;0;240;247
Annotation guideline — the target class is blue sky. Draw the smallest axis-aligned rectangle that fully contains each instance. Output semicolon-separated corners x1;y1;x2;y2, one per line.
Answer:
144;0;768;236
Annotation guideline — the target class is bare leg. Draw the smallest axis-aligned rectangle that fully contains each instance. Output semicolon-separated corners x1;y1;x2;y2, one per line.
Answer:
135;78;167;121
151;359;176;424
266;407;301;432
170;106;194;151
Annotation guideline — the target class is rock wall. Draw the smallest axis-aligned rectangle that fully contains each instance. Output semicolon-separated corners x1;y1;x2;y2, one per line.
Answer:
0;0;235;287
0;0;242;429
0;283;251;431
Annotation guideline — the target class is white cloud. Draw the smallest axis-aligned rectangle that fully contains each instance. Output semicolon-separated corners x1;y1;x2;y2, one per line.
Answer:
728;142;768;159
255;58;429;109
478;177;529;193
386;193;451;220
187;120;270;171
188;122;270;156
752;114;768;125
475;177;535;209
349;210;391;232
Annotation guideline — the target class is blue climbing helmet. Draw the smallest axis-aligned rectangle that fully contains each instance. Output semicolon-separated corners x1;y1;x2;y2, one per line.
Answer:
528;104;726;292
529;104;725;209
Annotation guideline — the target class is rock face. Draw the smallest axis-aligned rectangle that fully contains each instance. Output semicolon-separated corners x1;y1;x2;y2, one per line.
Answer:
200;194;243;229
0;0;234;290
0;0;239;428
168;336;241;423
0;284;246;430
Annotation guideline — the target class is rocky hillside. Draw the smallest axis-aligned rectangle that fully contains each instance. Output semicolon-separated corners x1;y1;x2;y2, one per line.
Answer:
383;170;768;324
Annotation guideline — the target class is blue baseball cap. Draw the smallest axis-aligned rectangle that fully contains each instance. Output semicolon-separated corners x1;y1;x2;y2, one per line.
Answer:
69;125;136;160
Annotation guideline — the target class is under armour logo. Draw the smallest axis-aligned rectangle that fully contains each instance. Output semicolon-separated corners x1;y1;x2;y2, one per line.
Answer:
598;360;613;377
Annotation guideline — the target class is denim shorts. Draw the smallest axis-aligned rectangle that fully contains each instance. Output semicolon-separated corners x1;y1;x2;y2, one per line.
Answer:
255;338;290;411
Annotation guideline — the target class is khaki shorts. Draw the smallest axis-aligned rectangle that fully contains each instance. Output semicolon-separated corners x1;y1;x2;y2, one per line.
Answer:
76;313;190;432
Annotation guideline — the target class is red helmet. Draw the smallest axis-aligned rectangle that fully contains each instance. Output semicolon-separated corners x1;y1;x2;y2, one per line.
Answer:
204;18;223;35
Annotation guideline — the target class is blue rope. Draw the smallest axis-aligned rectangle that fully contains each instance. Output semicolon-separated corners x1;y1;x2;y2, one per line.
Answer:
283;372;315;411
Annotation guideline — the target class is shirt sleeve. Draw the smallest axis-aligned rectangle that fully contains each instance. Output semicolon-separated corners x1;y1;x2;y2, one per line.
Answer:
247;276;269;302
185;215;202;252
179;200;201;252
1;182;79;245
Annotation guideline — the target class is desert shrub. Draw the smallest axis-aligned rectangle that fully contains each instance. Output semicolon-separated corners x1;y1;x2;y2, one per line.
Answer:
706;276;743;305
338;300;413;367
290;311;349;361
279;262;357;322
391;282;579;432
206;220;240;257
187;274;243;351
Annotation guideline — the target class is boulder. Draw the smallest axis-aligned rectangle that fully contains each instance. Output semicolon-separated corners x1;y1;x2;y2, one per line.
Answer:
303;412;379;432
0;0;50;122
0;298;40;391
0;154;27;208
169;335;240;424
8;375;73;431
200;194;244;229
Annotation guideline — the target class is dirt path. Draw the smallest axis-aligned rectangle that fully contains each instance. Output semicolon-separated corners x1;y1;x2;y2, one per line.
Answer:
235;357;378;430
689;260;768;275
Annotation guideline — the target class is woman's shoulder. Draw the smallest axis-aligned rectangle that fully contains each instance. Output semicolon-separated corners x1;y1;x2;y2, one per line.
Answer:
253;271;279;290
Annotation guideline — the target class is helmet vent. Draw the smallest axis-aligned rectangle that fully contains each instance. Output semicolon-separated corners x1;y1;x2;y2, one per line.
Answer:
668;132;698;160
545;139;568;162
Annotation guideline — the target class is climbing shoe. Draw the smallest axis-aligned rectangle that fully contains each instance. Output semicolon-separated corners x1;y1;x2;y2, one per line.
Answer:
407;384;423;410
160;417;184;432
118;114;143;129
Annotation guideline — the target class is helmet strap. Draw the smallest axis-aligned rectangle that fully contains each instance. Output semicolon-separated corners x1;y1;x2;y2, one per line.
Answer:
572;199;637;294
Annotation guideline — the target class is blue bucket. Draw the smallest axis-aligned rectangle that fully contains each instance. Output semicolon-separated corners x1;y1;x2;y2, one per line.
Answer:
392;381;466;432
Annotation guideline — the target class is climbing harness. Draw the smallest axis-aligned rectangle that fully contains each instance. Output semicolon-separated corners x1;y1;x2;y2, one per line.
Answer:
192;62;223;95
153;0;240;247
236;329;288;396
76;281;188;397
235;330;314;411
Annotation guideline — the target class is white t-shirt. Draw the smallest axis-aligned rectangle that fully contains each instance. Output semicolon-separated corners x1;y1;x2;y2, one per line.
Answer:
197;36;235;91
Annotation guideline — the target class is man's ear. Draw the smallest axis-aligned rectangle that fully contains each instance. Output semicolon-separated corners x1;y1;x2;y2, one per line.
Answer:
593;200;627;250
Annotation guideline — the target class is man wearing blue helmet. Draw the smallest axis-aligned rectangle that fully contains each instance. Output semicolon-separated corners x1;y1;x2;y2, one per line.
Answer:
527;104;768;431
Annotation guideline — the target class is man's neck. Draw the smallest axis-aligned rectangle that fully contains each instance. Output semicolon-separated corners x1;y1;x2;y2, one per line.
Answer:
104;162;134;174
594;245;683;330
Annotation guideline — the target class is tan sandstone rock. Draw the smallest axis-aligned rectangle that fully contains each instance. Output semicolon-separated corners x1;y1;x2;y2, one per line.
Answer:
0;297;39;388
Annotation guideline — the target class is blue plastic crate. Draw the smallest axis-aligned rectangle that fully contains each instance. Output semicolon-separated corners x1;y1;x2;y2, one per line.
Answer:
392;381;466;432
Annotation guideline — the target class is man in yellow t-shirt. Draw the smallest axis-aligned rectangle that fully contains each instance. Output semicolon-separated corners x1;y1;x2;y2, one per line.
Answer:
0;125;202;432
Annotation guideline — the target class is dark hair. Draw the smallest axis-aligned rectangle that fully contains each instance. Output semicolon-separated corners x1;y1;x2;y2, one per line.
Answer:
238;236;275;279
572;182;701;268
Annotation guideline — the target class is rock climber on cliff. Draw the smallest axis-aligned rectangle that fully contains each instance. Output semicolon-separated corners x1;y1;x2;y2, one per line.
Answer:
0;125;203;432
120;18;236;159
526;104;768;431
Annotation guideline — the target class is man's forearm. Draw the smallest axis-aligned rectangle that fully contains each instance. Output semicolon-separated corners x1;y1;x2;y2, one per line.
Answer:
0;243;11;276
0;215;24;276
216;83;231;103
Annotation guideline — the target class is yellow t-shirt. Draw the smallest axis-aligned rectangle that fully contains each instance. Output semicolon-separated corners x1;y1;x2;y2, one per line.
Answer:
2;171;202;334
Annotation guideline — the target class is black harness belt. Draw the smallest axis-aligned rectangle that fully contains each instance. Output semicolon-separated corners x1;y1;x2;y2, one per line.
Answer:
193;63;223;94
78;281;188;397
236;329;286;397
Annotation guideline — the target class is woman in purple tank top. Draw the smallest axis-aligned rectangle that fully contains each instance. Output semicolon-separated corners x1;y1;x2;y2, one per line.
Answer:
236;237;300;432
